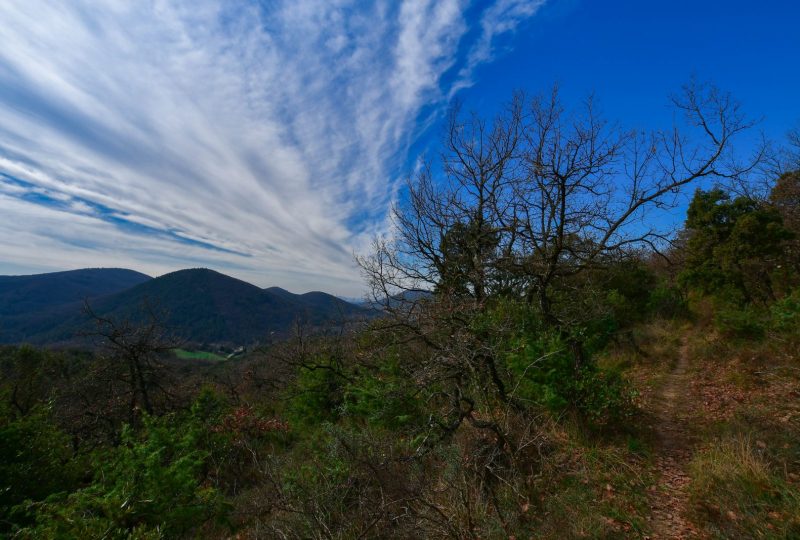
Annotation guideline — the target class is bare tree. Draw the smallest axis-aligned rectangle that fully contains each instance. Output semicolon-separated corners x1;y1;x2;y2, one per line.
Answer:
787;124;800;171
361;95;524;304
360;81;757;325
357;81;759;416
83;301;181;425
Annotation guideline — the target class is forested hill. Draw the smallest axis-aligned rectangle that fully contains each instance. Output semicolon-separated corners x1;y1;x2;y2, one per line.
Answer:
0;268;151;316
0;268;370;345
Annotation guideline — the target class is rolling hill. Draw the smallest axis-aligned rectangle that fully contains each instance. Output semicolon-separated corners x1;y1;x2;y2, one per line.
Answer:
0;268;151;316
0;268;370;345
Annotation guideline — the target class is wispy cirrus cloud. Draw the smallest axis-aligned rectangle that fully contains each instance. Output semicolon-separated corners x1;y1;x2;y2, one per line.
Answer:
451;0;547;95
0;0;544;295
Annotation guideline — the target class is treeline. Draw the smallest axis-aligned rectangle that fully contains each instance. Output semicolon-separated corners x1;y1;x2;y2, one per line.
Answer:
1;84;799;538
679;170;800;337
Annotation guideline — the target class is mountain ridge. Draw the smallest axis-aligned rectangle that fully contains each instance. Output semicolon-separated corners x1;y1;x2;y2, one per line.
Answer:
0;267;370;345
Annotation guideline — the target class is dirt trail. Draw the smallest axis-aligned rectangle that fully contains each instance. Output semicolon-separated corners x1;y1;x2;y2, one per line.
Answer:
646;337;701;539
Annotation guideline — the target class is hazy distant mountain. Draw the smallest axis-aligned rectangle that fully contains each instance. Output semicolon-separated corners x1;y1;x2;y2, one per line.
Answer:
359;289;433;310
0;268;370;345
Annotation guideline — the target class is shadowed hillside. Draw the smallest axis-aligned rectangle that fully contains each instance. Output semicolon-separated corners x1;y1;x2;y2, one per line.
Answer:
0;268;370;345
0;268;151;316
0;268;152;343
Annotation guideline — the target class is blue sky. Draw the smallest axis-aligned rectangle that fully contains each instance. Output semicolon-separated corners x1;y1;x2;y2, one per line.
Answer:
0;1;797;295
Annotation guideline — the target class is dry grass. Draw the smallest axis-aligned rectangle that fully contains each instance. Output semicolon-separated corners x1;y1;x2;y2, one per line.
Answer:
689;434;800;539
691;434;771;492
531;436;653;539
681;317;800;539
603;311;800;538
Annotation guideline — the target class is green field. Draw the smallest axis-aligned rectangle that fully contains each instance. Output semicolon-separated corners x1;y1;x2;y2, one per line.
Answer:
172;349;226;361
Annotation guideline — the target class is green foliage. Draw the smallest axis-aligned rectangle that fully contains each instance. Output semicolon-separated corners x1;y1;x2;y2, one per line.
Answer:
680;188;793;304
0;406;83;533
285;363;344;427
578;317;619;356
770;288;800;334
190;385;229;424
713;303;768;340
504;325;573;410
0;345;59;416
678;187;799;341
570;367;638;428
21;415;225;539
342;361;421;430
604;260;657;325
647;283;689;319
280;426;351;498
710;288;800;341
712;287;800;341
436;219;500;298
502;315;636;427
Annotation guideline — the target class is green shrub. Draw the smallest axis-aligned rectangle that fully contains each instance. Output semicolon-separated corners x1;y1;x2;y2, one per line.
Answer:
771;288;800;335
714;304;768;340
0;407;83;533
504;329;573;410
604;260;657;326
342;361;421;430
21;415;225;539
647;284;689;319
504;327;636;428
570;367;638;429
285;364;344;427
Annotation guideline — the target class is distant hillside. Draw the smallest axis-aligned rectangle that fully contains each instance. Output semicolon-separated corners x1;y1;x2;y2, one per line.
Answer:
269;287;364;314
359;289;433;310
0;268;370;345
0;268;151;316
0;268;152;344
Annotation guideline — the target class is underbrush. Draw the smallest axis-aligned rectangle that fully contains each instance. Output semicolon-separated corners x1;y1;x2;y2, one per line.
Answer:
8;289;799;538
708;287;800;344
223;417;654;539
689;434;800;539
683;317;800;539
530;424;653;539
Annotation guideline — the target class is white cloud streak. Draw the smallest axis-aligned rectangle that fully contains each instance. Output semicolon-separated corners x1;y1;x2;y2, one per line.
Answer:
0;0;544;295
